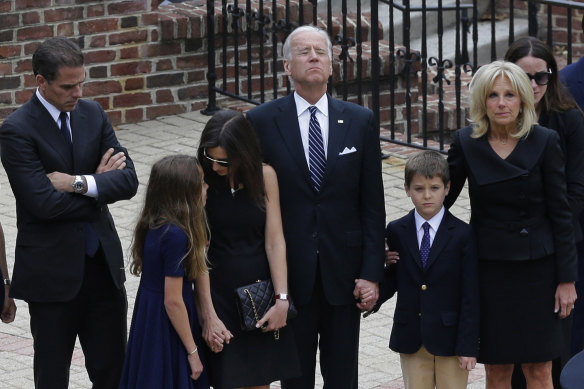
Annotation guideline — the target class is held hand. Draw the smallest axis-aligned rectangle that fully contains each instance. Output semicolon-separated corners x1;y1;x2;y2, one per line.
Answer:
187;351;204;380
256;299;288;332
555;282;577;319
458;356;476;371
354;279;379;312
202;316;233;353
95;148;126;174
385;250;400;266
1;290;16;323
46;172;74;193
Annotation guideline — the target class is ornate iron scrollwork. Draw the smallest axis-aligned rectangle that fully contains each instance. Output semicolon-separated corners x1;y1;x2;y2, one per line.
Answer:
250;11;271;42
428;57;453;85
396;48;421;74
335;34;355;62
227;4;245;31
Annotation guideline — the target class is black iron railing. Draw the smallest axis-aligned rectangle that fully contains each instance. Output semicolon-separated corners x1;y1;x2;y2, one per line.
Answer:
204;0;584;152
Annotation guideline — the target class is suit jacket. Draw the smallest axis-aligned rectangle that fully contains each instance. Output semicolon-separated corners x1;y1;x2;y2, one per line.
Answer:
539;108;584;241
0;94;139;302
445;125;577;283
246;93;386;306
378;210;479;357
560;57;584;110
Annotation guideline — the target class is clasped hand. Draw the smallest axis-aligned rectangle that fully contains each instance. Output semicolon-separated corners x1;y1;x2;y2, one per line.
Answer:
353;279;379;312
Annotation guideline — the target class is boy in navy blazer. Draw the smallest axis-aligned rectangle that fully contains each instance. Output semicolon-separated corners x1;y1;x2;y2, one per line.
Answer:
378;151;479;389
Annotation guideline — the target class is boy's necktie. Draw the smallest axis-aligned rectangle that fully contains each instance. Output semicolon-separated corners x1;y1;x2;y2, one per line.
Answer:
420;222;431;267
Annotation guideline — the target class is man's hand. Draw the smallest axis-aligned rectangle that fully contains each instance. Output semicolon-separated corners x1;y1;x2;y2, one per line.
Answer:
46;172;74;193
95;148;126;174
353;279;379;312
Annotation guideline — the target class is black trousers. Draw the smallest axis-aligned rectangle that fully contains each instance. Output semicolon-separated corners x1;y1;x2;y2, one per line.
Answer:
28;250;127;389
281;272;361;389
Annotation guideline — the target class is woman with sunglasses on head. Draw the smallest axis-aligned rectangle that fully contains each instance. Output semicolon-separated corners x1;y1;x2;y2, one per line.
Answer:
505;37;584;389
195;110;300;389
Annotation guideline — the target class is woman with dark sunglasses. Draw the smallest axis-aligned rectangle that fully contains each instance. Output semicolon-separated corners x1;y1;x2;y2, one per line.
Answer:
505;36;584;389
195;110;300;389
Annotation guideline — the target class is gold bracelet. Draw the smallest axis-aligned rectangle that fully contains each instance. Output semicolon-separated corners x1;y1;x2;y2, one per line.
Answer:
188;347;198;355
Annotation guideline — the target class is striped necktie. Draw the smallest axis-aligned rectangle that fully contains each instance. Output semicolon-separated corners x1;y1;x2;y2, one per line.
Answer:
308;106;326;191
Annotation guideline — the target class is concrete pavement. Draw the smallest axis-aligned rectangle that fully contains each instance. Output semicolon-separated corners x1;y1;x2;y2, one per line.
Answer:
0;110;483;388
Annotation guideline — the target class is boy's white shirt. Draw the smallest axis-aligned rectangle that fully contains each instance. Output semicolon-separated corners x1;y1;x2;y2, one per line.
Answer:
414;206;445;249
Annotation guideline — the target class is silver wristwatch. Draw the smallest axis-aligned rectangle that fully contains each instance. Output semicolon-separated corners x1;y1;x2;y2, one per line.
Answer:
72;175;85;194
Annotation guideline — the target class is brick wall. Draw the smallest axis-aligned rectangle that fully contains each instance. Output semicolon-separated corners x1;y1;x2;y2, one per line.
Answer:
0;0;407;127
2;1;581;130
0;0;219;125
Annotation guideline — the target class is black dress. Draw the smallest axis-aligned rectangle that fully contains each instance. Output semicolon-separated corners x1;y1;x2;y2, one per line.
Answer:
446;126;578;364
205;181;300;389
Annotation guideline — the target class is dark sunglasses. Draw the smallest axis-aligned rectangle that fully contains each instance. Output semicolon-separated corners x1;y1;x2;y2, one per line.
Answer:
524;70;552;86
203;149;230;167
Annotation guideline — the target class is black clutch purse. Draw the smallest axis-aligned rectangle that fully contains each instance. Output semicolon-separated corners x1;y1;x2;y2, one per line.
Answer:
234;279;297;335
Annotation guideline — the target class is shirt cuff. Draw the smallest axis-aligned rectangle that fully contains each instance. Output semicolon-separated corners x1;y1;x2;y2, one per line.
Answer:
84;175;98;198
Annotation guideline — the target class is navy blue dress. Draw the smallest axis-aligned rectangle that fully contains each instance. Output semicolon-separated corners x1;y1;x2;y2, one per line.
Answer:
119;224;209;389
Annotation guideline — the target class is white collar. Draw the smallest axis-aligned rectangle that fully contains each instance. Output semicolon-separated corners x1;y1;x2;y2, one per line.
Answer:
36;88;68;124
414;206;445;233
294;92;328;118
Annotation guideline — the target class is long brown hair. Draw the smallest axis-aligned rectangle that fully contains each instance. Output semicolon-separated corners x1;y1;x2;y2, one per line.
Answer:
131;155;208;280
197;110;265;207
505;36;579;113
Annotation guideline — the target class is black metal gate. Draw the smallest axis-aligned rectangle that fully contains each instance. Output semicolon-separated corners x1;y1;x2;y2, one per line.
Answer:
204;0;584;152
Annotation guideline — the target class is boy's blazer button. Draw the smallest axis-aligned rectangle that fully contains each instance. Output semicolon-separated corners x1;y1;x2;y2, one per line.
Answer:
418;313;422;317
312;232;318;238
421;284;427;291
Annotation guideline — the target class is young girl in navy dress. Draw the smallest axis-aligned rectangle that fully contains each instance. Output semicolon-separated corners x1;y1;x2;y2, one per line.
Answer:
119;155;210;389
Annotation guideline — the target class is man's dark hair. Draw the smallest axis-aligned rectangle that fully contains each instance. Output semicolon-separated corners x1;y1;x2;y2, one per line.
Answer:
32;37;84;83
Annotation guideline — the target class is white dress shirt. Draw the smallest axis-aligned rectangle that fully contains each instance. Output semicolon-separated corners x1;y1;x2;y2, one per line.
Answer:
293;92;329;163
413;206;445;249
36;89;98;198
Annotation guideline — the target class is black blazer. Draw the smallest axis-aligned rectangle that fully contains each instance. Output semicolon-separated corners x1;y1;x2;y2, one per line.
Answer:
0;94;139;302
445;125;577;283
247;93;386;306
378;210;479;357
539;108;584;241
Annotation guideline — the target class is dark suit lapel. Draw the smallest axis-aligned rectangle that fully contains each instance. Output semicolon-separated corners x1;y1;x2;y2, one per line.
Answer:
401;211;425;270
31;94;74;169
274;94;315;190
322;95;350;188
425;211;454;270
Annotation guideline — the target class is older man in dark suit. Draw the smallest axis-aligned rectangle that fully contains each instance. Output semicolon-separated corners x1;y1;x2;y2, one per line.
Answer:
246;25;385;389
0;37;138;389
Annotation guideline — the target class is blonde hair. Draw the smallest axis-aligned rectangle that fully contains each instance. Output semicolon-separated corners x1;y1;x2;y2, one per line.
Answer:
468;60;538;139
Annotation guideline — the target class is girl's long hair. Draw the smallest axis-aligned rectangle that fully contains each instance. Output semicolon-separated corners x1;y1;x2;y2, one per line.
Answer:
130;155;208;280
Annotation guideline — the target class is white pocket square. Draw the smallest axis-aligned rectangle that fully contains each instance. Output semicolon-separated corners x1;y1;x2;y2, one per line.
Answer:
339;147;357;155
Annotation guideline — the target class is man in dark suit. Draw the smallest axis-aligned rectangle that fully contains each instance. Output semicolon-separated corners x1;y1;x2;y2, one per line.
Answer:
246;25;385;388
0;37;138;389
560;17;584;356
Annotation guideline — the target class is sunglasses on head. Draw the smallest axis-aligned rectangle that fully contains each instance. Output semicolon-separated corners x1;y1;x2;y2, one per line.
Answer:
203;149;230;167
525;70;552;86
